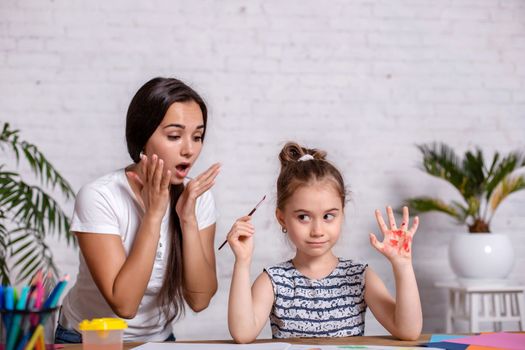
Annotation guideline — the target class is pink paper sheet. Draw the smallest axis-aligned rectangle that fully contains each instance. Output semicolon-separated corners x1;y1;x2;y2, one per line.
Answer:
445;332;525;350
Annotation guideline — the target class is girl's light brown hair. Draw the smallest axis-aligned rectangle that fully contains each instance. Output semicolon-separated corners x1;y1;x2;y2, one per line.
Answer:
277;142;348;210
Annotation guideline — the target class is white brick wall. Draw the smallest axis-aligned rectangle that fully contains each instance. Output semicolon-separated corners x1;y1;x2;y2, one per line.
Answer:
1;0;524;340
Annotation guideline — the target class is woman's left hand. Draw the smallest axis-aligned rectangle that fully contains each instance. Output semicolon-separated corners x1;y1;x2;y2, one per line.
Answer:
369;206;419;264
176;163;221;224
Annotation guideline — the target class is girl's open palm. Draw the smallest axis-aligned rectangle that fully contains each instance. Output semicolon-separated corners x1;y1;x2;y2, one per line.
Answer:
369;206;419;263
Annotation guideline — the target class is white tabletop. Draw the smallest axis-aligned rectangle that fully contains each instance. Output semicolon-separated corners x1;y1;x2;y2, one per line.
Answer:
435;280;525;292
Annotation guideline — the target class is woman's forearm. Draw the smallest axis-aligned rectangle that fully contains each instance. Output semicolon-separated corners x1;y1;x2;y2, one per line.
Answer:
392;262;422;340
181;220;217;310
110;214;162;318
228;261;258;343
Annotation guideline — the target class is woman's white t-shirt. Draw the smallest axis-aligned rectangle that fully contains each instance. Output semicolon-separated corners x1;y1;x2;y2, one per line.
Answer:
60;169;217;342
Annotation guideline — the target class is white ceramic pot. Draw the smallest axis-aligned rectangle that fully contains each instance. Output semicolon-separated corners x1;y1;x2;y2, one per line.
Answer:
448;232;515;285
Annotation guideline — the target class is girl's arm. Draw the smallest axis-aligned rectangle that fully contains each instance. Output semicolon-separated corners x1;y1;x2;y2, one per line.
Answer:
364;265;422;340
227;217;275;344
365;206;422;340
177;163;221;311
78;154;171;319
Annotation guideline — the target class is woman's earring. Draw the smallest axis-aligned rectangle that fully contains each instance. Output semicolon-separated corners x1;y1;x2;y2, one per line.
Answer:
281;227;287;234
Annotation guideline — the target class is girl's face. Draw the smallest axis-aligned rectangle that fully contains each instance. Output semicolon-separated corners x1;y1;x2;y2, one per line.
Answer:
276;180;344;258
144;100;205;185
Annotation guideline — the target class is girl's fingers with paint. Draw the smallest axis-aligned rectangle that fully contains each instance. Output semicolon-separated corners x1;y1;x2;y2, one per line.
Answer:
369;206;419;263
127;154;171;219
227;216;255;263
176;163;221;221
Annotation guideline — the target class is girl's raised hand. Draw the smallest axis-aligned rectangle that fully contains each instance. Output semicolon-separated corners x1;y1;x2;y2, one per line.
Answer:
127;154;171;219
369;206;419;264
176;163;220;223
227;216;255;263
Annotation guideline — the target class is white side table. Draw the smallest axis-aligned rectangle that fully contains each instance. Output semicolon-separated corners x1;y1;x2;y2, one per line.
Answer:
435;281;525;333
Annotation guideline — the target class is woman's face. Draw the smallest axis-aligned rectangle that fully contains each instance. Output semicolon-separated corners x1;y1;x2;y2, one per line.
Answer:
144;100;205;185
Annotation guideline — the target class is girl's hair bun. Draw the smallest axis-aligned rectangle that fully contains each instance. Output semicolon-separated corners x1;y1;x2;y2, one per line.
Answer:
278;141;327;167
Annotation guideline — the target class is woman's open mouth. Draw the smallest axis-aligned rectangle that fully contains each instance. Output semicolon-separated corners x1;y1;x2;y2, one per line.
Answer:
174;163;191;179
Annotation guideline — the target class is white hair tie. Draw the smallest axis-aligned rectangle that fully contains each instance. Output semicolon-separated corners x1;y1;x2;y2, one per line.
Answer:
298;154;314;162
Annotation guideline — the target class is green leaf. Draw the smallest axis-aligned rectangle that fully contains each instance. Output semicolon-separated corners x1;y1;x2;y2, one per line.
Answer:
408;143;525;227
0;171;75;244
1;122;77;284
0;122;75;200
11;239;33;256
485;152;525;201
8;226;60;284
462;148;486;198
486;153;500;180
18;255;41;283
489;175;525;215
0;212;11;285
450;200;470;222
416;143;471;199
465;196;481;218
404;196;464;224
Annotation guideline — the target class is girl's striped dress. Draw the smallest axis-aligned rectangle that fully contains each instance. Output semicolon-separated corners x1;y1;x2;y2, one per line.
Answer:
264;258;368;338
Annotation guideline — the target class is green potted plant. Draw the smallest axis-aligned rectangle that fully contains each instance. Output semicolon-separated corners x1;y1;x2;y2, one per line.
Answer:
0;122;76;285
404;142;525;283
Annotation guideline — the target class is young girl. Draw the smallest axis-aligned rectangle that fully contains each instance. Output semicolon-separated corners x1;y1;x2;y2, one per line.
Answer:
56;77;220;342
227;142;422;343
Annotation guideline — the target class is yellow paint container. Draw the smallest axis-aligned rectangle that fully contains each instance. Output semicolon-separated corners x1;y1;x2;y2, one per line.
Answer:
79;318;127;350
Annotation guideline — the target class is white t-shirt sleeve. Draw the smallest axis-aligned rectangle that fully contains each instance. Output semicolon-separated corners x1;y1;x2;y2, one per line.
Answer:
195;190;217;230
70;184;121;235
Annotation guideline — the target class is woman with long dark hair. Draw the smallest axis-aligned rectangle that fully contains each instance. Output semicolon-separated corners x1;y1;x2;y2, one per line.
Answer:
56;77;220;342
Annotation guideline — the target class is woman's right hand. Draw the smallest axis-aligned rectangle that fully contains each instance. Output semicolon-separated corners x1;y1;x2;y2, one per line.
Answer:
126;153;171;220
227;216;255;263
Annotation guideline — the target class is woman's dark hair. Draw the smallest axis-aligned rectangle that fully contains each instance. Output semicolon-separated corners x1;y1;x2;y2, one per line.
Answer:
125;77;208;322
277;142;348;211
126;77;207;163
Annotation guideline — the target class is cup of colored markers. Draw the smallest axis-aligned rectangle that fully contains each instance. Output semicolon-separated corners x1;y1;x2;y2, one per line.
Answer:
0;274;69;350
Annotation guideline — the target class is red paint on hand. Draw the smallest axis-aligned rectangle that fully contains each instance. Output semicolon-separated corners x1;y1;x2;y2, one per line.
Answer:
393;229;404;237
402;236;412;252
389;239;399;247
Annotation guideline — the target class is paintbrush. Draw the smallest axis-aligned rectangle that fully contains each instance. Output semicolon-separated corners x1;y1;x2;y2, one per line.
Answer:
218;195;266;251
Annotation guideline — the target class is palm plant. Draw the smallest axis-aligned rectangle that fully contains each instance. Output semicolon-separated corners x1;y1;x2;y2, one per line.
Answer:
0;122;76;285
404;142;525;233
